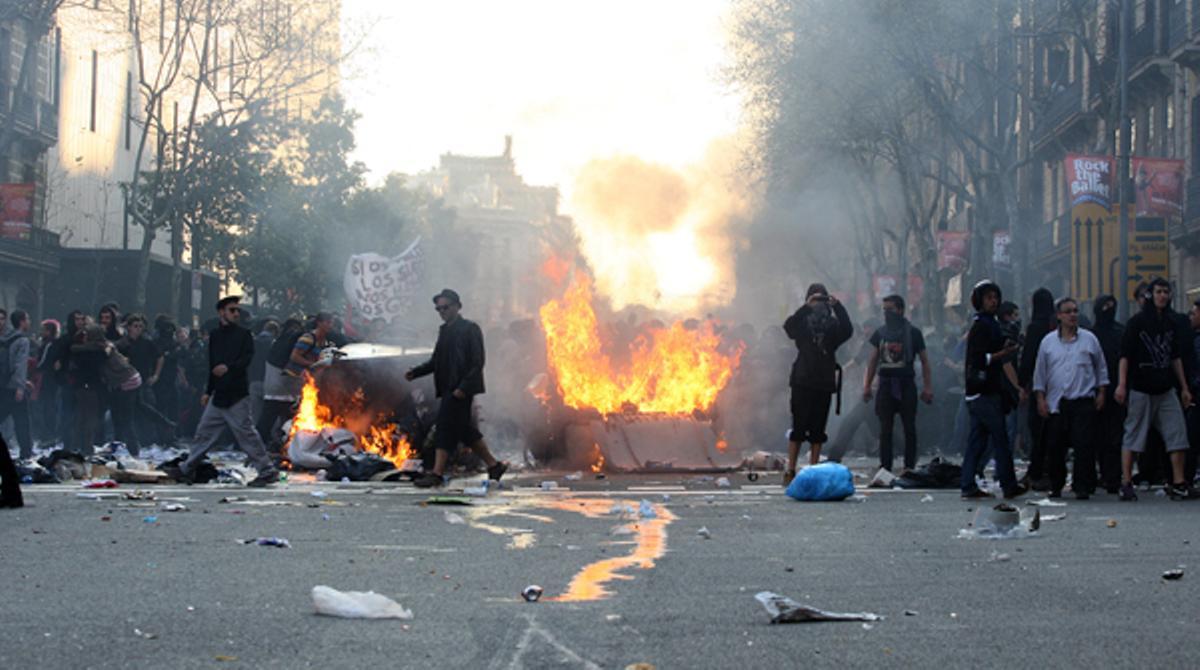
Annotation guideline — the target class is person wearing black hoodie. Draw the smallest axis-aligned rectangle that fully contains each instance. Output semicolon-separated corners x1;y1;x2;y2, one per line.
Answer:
961;280;1025;499
1089;294;1125;493
1114;278;1197;500
862;295;933;475
1018;288;1055;489
782;283;853;481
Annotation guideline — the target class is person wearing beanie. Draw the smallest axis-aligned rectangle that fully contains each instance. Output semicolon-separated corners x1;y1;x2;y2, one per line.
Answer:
781;282;853;482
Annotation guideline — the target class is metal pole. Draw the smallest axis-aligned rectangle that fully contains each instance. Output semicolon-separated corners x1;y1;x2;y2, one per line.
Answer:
1117;0;1131;319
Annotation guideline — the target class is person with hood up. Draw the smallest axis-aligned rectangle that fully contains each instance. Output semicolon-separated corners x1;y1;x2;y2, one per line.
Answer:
961;280;1026;499
1089;294;1125;492
1115;278;1198;500
862;295;933;475
1018;287;1056;489
782;283;853;483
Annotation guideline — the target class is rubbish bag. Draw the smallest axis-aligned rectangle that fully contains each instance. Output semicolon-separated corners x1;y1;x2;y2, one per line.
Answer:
325;453;393;482
785;463;855;501
158;455;219;484
312;586;413;619
39;449;87;481
894;457;962;489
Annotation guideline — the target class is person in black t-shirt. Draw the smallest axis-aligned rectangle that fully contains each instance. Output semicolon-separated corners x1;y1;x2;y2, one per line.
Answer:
862;295;933;475
117;314;176;448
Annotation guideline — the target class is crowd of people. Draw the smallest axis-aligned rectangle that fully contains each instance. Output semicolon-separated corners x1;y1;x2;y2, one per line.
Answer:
782;279;1200;501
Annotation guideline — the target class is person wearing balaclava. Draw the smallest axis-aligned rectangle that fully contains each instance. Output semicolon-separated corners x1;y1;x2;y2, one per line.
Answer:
1090;294;1125;492
861;295;933;477
782;283;853;482
1018;287;1055;490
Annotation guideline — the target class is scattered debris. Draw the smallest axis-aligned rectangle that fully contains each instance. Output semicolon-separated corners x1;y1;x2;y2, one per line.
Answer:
142;516;158;524
988;550;1011;563
697;526;712;540
214;655;237;662
422;497;473;506
463;483;490;497
785;463;855;501
1027;498;1067;507
522;585;544;602
239;537;291;548
540;481;560;491
638;500;657;519
716;477;732;488
958;504;1040;540
1041;513;1067;522
218;496;247;504
82;479;118;489
161;503;188;512
919;494;934;503
868;468;896;489
564;472;583;481
605;614;623;622
133;628;157;640
755;591;882;624
904;610;918;616
1162;569;1184;581
1106;519;1118;528
123;490;156;501
443;511;466;525
311;490;328;499
312;585;413;619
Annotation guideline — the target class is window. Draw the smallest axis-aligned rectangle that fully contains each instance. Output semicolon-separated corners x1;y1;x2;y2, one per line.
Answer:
1135;0;1148;29
89;50;98;132
1166;95;1175;155
1147;104;1156;153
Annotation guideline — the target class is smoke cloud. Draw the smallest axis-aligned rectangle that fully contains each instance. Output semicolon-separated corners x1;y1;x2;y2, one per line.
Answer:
569;138;756;314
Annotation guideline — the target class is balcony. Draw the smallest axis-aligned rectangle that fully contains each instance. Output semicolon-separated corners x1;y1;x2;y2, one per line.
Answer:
1130;24;1156;65
1034;79;1086;147
1169;0;1188;51
0;225;61;273
0;84;58;146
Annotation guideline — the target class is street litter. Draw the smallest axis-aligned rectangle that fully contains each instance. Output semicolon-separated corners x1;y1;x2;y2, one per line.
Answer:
1027;498;1067;507
218;496;247;504
638;500;657;519
312;585;413;619
869;468;896;488
422;497;473;506
1041;513;1068;522
919;494;934;503
957;504;1040;540
565;471;583;481
1162;569;1184;581
142;516;158;524
239;537;291;548
540;481;559;491
161;503;188;512
463;484;490;497
754;592;882;624
785;463;855;501
522;585;544;602
894;458;961;489
989;550;1011;562
133;628;157;640
904;610;918;616
697;526;712;539
443;511;466;525
311;490;328;499
716;477;732;488
1106;519;1118;528
82;479;118;489
124;490;156;501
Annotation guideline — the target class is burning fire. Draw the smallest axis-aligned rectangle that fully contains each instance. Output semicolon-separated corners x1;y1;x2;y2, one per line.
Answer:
539;273;742;415
590;443;605;473
287;375;413;468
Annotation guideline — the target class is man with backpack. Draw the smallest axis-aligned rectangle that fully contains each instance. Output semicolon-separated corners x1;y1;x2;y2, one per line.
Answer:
782;283;853;483
0;310;34;458
861;295;934;476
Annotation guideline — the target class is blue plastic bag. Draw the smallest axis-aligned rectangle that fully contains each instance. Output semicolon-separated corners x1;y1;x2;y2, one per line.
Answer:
785;463;855;501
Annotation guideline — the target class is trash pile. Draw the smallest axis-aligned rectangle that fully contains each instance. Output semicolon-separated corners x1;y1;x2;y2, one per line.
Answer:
957;503;1041;540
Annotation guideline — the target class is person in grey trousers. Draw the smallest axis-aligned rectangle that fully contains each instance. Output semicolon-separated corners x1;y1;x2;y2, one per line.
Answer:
172;297;278;487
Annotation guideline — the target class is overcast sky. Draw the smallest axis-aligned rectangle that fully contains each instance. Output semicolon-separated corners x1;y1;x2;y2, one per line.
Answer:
340;0;741;208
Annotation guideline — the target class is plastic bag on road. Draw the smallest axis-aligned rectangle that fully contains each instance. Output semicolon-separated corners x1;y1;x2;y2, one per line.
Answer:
312;586;413;619
785;463;855;501
754;591;882;623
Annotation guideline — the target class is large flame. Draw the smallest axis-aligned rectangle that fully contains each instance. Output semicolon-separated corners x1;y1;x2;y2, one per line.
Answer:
539;273;742;415
287;375;413;468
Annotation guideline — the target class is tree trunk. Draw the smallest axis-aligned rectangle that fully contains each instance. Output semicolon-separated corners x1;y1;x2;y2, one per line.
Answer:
134;225;157;312
169;216;183;322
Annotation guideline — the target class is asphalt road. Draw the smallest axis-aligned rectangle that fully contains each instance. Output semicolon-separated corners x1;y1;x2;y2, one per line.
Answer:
1;468;1198;669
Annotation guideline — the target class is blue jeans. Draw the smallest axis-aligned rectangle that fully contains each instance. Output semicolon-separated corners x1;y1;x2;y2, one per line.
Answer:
962;394;1019;494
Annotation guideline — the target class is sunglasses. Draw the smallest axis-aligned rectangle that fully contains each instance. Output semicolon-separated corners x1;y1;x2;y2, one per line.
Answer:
435;305;452;312
1060;308;1078;314
226;307;241;313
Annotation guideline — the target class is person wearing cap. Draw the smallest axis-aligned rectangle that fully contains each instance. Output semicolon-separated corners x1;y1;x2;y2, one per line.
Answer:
961;280;1026;499
405;289;507;488
782;283;853;482
1114;277;1197;500
171;297;279;487
1032;297;1108;499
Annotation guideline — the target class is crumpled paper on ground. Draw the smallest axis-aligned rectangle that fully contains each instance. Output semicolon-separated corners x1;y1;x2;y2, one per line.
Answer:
312;586;413;619
754;591;882;624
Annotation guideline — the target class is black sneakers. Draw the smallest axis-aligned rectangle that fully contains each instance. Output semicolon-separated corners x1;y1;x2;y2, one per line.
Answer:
487;462;509;482
413;473;445;488
247;469;280;488
1167;482;1200;500
1119;483;1138;501
961;488;993;500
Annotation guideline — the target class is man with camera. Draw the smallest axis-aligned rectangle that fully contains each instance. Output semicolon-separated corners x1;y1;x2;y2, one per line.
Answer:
782;283;853;484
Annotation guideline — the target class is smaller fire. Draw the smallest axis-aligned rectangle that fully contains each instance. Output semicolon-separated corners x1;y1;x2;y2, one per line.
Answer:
287;374;413;469
715;438;728;453
590;443;605;474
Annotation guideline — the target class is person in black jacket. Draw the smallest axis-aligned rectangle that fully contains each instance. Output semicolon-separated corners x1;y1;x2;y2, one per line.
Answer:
0;435;22;508
961;280;1025;499
406;289;506;488
172;297;278;487
1089;294;1125;492
782;283;853;482
1017;287;1054;489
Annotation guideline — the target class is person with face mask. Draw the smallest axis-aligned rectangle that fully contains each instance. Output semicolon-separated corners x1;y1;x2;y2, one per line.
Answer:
1089;294;1125;492
861;295;933;476
1018;288;1056;490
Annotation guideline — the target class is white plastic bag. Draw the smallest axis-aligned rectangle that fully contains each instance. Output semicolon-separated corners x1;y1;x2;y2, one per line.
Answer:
311;585;413;619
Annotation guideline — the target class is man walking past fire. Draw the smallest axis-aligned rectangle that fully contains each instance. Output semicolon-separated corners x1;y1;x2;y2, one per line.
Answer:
1032;298;1108;499
782;283;853;483
406;289;507;488
171;297;279;487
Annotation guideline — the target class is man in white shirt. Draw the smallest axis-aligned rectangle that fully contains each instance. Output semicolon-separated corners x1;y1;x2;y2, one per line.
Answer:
1033;298;1109;499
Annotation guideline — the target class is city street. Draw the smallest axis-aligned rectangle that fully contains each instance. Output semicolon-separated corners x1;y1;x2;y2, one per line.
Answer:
1;465;1197;669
